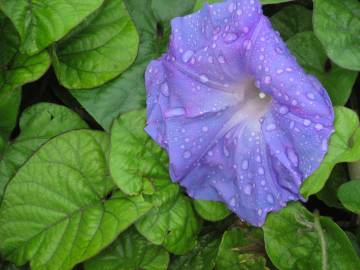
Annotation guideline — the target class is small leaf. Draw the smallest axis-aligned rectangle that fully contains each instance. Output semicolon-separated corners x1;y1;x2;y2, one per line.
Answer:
338;180;360;214
169;233;221;270
313;0;360;71
270;5;312;40
0;103;88;200
151;0;196;21
52;0;139;89
0;130;152;270
216;228;267;270
0;0;104;54
264;203;360;270
301;107;360;198
110;110;168;195
0;86;21;142
287;32;357;106
193;200;230;222
85;228;169;270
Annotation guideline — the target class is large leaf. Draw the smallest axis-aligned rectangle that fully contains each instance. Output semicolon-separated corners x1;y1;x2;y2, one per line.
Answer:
194;0;294;11
0;0;104;55
270;5;312;40
313;0;360;71
169;233;221;270
0;103;88;201
70;0;189;130
85;228;169;270
216;228;267;270
338;180;360;214
287;32;357;106
110;110;168;195
0;130;152;270
193;200;230;222
110;110;201;254
301;107;360;198
264;202;360;270
52;0;139;89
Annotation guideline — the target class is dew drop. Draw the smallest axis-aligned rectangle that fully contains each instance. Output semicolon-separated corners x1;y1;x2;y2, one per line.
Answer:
279;106;289;115
276;69;284;74
258;167;264;175
165;107;186;118
160;83;169;96
218;55;225;64
244;184;252;195
322;139;328;151
266;194;274;204
243;40;252;50
275;46;284;54
182;50;194;63
202;126;209;132
315;123;323;130
258;209;263;216
286;148;298;167
224;33;238;43
183;150;192;159
266;123;276;131
241;160;249;170
306;92;315;100
303;119;311;126
200;74;209;83
230;197;236;207
264;76;272;85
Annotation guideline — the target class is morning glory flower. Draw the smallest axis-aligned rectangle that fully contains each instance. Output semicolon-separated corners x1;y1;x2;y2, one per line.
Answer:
145;0;334;226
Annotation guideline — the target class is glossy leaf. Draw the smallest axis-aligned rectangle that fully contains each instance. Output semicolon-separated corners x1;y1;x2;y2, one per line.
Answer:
216;228;267;270
0;0;104;54
169;233;221;270
0;130;152;270
85;228;169;270
193;200;230;222
110;110;168;195
287;32;357;106
0;86;21;142
270;5;312;40
313;0;360;71
301;107;360;198
52;0;139;89
0;103;88;201
70;0;185;130
264;202;360;270
338;180;360;214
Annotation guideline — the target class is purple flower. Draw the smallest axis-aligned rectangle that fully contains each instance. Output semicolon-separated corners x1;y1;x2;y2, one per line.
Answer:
145;0;334;226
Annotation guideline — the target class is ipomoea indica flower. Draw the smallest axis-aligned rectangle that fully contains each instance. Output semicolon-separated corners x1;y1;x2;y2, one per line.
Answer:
145;0;334;226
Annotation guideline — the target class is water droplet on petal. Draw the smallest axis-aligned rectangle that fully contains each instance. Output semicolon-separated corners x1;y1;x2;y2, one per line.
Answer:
264;76;272;85
224;33;238;43
266;194;274;204
160;83;169;96
315;123;323;130
243;40;252;50
230;197;236;207
182;50;194;63
165;107;186;118
244;184;252;195
200;74;209;83
228;3;235;12
241;160;249;170
303;119;311;126
266;124;276;131
202;126;208;132
307;92;315;100
322;139;328;151
286;148;298;167
183;150;192;159
258;209;263;216
279;106;289;115
275;46;284;54
258;167;264;175
218;55;225;63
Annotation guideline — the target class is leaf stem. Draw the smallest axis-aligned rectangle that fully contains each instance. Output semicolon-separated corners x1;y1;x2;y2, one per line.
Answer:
314;210;328;270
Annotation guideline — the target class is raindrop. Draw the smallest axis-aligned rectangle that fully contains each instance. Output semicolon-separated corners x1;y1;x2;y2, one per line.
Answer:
286;148;298;167
244;184;252;195
266;194;274;204
321;139;328;151
228;3;235;12
208;56;214;63
183;150;192;159
182;50;194;63
218;55;225;63
275;46;284;54
241;160;249;170
165;107;186;118
257;209;263;216
200;74;209;83
264;75;272;85
160;83;169;96
243;40;252;50
266;123;276;131
306;92;315;100
223;145;230;157
259;92;266;99
237;9;242;16
230;197;236;207
276;69;284;74
202;126;209;132
315;123;323;130
224;33;238;43
279;106;289;115
303;119;311;126
258;167;264;175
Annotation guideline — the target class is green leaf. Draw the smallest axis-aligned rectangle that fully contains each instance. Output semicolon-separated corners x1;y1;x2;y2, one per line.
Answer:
313;0;360;71
270;5;312;40
301;107;360;198
287;32;357;106
110;110;168;195
151;0;195;21
317;164;348;208
193;200;230;222
0;0;104;55
70;0;184;130
85;228;169;270
169;233;221;270
216;228;267;270
194;0;294;11
264;202;360;270
0;86;21;142
338;180;360;214
52;0;139;89
0;103;88;201
0;130;152;270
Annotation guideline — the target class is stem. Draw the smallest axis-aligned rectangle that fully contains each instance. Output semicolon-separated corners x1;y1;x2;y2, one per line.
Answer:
314;210;328;270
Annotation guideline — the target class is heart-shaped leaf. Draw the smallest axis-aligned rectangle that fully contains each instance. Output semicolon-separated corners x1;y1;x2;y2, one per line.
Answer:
338;180;360;214
193;200;230;222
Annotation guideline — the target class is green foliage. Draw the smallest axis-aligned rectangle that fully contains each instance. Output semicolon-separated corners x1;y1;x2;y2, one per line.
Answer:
193;200;231;222
338;180;360;214
313;0;360;71
264;203;360;270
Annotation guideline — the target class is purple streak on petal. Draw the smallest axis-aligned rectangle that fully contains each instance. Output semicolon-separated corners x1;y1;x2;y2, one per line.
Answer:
145;0;334;226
